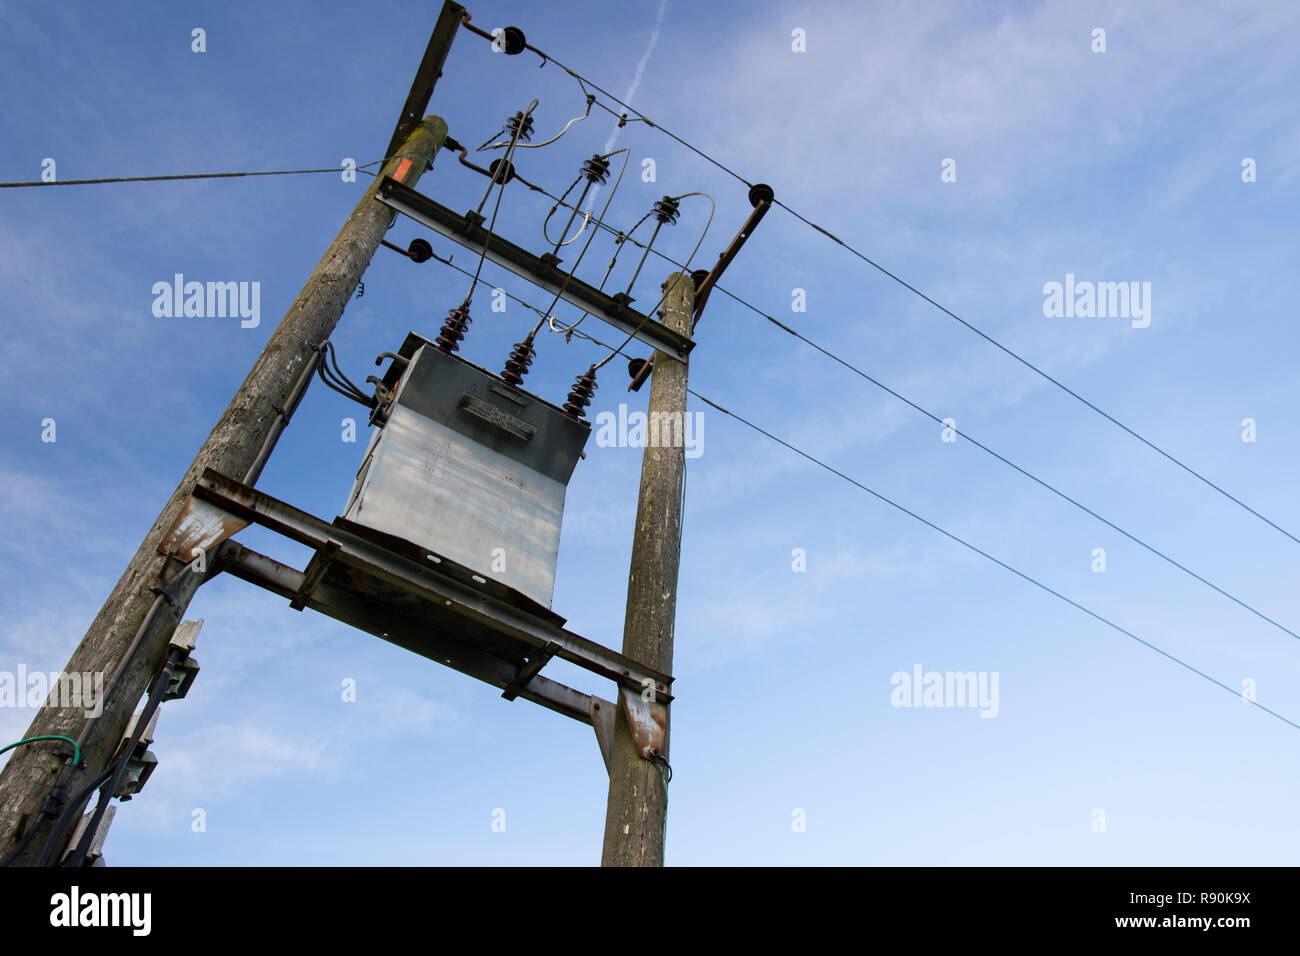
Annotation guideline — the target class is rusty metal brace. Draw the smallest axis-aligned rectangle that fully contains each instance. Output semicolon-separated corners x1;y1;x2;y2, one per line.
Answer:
589;686;670;776
502;641;558;701
290;540;341;611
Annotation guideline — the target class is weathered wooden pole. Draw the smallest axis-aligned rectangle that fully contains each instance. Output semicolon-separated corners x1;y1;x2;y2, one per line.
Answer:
601;271;694;867
0;116;449;866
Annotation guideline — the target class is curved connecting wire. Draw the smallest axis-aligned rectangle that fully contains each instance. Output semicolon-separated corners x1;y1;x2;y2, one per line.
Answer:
315;341;372;407
481;95;596;151
465;99;539;305
488;172;1300;648
520;38;1300;549
525;148;632;341
547;190;709;342
543;198;593;248
591;191;715;372
540;174;586;246
546;204;660;340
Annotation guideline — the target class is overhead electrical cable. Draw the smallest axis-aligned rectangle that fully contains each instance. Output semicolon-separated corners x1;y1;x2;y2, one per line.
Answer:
504;40;1300;547
688;387;1300;736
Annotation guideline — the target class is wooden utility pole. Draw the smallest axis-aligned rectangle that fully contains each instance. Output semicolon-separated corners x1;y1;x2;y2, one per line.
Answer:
601;271;694;867
0;117;449;866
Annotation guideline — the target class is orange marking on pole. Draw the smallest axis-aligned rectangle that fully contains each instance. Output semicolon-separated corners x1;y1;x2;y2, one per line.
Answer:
393;158;414;183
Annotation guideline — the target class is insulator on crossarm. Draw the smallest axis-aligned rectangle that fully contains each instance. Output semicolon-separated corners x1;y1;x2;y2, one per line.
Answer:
500;336;535;386
563;366;598;420
652;196;680;225
581;154;611;185
504;111;534;144
435;304;472;354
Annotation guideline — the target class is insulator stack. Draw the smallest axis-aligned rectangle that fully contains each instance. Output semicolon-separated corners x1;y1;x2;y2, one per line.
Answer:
563;366;598;420
500;336;535;386
581;154;611;184
504;111;534;143
652;196;681;225
435;305;472;354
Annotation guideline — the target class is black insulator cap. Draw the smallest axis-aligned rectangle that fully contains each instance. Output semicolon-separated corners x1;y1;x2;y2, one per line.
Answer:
408;238;433;263
488;158;515;185
748;183;775;207
502;26;526;55
691;269;710;289
627;357;649;381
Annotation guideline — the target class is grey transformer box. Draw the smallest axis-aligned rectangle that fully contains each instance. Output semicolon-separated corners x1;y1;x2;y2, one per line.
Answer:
344;333;591;610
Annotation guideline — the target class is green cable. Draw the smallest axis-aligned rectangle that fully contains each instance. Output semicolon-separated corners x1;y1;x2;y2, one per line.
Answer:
0;735;80;767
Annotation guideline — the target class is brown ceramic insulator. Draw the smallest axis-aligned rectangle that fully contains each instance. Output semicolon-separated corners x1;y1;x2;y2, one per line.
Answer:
435;305;472;354
500;337;535;386
563;366;598;420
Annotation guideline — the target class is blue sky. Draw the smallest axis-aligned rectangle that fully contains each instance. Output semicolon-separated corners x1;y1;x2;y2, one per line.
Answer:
2;0;1299;865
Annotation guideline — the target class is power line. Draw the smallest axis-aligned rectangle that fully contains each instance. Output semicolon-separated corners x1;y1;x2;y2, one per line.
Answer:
498;174;1300;644
0;160;388;189
688;387;1300;736
439;168;1300;651
706;290;1300;647
29;77;1289;653
769;201;1300;548
510;42;1300;548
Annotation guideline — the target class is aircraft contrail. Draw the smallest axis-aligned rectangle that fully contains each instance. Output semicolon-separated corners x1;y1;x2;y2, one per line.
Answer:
586;0;669;211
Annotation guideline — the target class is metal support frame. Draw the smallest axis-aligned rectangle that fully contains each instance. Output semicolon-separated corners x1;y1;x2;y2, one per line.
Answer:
374;176;696;362
291;540;340;611
160;469;673;773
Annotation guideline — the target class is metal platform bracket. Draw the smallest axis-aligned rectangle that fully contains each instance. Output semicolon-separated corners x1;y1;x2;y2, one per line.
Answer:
159;469;673;773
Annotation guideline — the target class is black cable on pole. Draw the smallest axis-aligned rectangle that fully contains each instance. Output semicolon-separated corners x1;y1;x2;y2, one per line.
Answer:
64;650;180;868
314;342;373;408
31;768;115;867
687;387;1300;736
